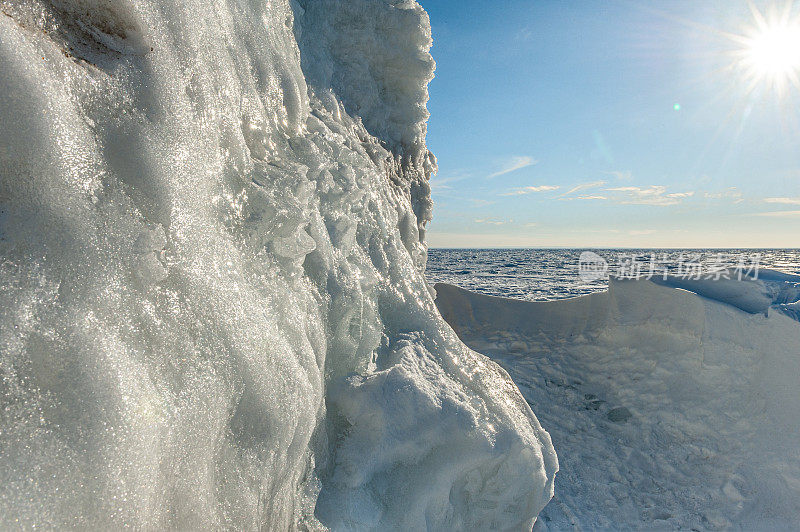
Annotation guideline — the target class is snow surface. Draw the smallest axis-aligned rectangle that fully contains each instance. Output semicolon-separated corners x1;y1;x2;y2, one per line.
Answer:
0;1;556;529
435;279;800;530
652;268;800;317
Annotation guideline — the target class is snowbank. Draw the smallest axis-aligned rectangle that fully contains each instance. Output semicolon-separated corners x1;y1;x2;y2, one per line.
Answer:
650;267;800;317
0;1;555;529
435;279;800;529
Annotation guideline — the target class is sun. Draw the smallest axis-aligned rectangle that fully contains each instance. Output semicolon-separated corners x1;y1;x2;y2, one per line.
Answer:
734;3;800;95
745;24;800;77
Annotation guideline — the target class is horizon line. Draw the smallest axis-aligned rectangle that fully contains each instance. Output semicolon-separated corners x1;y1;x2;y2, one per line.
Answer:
428;246;800;250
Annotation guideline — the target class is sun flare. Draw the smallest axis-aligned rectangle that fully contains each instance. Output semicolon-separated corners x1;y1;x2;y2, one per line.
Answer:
745;25;800;76
736;4;800;94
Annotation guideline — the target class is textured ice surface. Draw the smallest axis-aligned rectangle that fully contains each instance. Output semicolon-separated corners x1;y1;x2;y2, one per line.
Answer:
0;1;555;529
435;279;800;529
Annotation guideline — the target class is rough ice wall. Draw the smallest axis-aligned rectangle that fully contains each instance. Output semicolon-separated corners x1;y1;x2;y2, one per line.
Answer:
295;0;436;267
0;0;556;529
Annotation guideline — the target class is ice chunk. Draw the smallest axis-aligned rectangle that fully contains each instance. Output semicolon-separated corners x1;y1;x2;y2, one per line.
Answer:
318;334;557;530
0;0;553;529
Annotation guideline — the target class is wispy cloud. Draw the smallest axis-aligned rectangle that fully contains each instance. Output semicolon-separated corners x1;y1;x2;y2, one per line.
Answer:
574;194;607;200
764;197;800;205
430;170;471;191
605;186;694;206
753;210;800;218
500;185;560;196
563;181;606;196
664;191;695;199
474;218;511;226
487;156;537;179
560;182;695;206
470;198;496;207
705;187;744;203
558;174;744;209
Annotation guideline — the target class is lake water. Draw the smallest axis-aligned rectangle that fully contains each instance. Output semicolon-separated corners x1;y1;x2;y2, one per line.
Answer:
426;248;800;301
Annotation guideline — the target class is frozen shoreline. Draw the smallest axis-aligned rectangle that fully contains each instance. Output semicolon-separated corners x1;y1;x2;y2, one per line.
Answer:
435;277;800;529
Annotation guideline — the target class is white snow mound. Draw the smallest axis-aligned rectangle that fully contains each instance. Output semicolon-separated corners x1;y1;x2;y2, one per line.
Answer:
436;278;800;529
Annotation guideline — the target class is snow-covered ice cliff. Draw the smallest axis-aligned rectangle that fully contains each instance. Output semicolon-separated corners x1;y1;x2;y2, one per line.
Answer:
0;0;556;529
435;277;800;529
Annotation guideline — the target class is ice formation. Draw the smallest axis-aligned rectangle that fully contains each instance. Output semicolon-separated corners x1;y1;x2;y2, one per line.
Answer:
435;278;800;529
0;0;556;529
651;268;800;317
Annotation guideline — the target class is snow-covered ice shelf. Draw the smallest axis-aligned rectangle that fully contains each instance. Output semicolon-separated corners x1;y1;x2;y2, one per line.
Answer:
435;277;800;530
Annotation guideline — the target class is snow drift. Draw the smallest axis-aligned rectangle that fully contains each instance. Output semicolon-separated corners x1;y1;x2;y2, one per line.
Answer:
435;278;800;529
0;0;556;529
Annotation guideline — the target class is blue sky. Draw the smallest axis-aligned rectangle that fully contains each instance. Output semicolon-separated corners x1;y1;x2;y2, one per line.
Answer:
418;0;800;248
